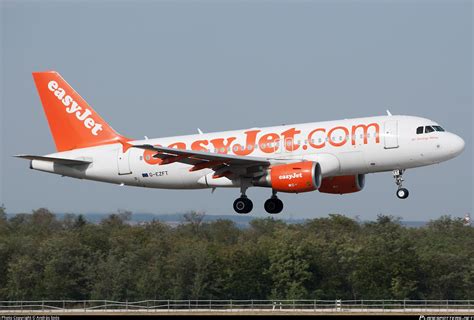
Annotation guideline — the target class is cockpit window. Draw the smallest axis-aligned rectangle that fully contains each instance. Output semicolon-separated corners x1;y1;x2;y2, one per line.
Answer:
417;125;446;135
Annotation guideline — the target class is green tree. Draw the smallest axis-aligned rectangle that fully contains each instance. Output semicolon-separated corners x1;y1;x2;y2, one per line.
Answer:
219;243;272;299
6;255;43;300
40;234;93;299
202;219;240;245
0;204;6;222
351;215;420;299
1;208;472;301
414;216;474;299
303;215;362;299
267;229;312;299
168;240;216;299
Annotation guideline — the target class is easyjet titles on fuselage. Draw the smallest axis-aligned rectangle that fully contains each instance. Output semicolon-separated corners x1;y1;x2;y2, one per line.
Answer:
144;123;381;165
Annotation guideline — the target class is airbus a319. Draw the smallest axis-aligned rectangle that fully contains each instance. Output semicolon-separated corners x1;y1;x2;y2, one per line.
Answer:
16;71;465;214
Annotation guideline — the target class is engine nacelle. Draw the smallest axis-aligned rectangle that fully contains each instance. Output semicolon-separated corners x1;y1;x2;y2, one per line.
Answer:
318;174;365;194
254;161;322;193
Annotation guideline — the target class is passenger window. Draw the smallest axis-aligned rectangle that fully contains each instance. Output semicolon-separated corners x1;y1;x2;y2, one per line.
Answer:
416;126;423;134
425;126;435;133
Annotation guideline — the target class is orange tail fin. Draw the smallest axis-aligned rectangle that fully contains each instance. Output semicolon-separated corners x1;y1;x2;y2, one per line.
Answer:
32;71;129;152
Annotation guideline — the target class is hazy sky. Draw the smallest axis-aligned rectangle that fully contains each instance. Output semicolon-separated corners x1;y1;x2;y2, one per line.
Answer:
1;0;472;220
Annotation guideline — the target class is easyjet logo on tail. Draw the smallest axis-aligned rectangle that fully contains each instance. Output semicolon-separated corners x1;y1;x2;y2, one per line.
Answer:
47;81;103;136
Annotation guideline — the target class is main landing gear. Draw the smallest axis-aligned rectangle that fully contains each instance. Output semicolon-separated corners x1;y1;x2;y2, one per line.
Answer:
264;190;283;214
232;187;284;214
393;169;409;199
233;196;253;214
233;185;253;214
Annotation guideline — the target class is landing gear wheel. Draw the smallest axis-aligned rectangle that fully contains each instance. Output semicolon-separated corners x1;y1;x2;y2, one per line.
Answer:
393;169;409;200
233;197;253;214
396;188;409;199
264;198;284;214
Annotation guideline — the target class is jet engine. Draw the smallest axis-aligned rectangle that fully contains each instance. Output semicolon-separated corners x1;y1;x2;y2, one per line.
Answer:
318;174;365;194
254;161;322;193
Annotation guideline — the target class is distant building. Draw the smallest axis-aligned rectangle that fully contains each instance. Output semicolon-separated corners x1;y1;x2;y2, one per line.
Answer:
463;213;471;227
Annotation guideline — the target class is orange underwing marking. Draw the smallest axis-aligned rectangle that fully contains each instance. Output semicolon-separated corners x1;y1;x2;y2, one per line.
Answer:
212;171;233;179
189;160;225;172
160;155;189;165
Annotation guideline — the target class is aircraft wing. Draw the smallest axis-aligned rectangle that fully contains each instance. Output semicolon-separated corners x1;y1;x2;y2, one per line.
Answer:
132;144;271;168
14;155;92;166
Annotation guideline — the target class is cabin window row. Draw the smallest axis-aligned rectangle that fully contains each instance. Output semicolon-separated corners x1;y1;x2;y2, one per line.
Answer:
211;133;377;153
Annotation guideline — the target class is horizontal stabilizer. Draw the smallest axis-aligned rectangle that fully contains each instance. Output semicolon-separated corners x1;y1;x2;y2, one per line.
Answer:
14;155;92;166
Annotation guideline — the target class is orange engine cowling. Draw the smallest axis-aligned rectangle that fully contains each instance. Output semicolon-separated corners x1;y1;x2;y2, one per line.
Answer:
254;161;322;193
318;174;365;194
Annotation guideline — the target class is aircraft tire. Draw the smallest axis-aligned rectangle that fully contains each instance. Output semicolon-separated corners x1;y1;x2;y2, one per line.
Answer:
233;197;253;214
396;188;409;199
264;198;284;214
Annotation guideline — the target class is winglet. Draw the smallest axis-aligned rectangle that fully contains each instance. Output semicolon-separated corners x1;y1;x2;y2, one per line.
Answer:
386;109;392;116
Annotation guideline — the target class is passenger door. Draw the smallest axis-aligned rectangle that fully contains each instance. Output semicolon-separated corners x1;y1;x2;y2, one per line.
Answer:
384;120;399;149
117;149;132;175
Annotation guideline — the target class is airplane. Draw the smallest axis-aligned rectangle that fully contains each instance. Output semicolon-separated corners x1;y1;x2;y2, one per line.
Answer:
15;71;465;214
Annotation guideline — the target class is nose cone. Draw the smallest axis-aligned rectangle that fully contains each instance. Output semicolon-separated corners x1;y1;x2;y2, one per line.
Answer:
449;134;465;157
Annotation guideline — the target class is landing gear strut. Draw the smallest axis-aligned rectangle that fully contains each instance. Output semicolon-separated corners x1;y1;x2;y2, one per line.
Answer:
393;169;409;199
233;185;253;214
264;190;284;214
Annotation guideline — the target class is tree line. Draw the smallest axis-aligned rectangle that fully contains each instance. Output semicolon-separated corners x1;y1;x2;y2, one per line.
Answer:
0;206;472;301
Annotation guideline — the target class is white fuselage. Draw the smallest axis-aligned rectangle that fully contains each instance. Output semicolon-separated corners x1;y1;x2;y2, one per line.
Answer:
31;115;465;190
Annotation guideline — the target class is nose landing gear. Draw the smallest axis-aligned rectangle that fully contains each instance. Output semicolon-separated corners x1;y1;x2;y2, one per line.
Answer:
393;169;409;199
264;190;283;214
